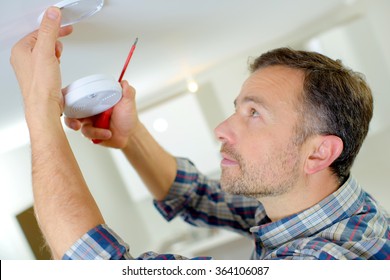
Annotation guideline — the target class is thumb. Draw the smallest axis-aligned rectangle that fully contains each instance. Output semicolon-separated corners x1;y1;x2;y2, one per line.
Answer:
119;80;137;112
121;80;136;101
35;7;62;56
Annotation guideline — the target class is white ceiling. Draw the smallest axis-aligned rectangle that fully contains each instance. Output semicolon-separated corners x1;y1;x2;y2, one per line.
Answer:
0;0;357;133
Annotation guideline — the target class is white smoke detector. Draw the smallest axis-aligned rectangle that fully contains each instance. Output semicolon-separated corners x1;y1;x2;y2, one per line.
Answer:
62;74;122;118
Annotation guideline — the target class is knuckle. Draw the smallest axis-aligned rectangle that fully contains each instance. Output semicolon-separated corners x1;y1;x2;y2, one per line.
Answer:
10;43;22;61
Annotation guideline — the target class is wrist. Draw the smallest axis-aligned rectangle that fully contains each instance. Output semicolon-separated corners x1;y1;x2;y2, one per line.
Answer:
122;121;147;152
24;102;63;133
24;94;63;118
23;82;64;118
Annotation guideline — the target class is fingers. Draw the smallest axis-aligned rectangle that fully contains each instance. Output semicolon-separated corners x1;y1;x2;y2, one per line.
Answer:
64;117;82;130
115;80;137;114
65;81;137;144
55;41;63;60
56;26;73;62
59;25;73;37
35;7;62;57
10;32;36;65
121;80;136;100
64;117;112;140
11;11;72;64
79;117;112;140
81;124;112;141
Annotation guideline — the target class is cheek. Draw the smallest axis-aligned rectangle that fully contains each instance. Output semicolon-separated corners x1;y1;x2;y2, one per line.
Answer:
246;129;274;148
246;132;297;165
241;134;273;163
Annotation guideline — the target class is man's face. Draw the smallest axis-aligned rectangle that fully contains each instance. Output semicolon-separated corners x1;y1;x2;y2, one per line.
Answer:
215;65;306;199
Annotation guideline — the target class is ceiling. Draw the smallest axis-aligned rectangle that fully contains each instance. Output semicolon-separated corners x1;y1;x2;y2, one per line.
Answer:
0;0;359;135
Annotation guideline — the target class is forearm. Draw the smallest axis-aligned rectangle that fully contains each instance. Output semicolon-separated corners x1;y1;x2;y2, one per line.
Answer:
10;7;102;259
28;111;104;259
121;122;177;201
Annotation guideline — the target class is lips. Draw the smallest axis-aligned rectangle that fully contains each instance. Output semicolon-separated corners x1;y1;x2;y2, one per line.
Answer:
220;151;239;166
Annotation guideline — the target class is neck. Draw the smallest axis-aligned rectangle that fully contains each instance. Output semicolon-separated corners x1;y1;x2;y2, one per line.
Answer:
259;170;341;222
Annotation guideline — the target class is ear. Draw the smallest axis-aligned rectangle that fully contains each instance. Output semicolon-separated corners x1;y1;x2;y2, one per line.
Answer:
304;135;343;175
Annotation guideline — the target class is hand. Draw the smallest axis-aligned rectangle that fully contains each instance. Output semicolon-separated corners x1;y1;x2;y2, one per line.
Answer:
10;7;73;122
64;80;142;149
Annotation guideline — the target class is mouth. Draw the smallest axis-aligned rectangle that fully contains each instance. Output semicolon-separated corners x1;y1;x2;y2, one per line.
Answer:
220;152;239;166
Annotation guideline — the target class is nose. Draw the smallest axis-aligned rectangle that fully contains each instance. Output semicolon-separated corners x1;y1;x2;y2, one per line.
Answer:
214;115;234;144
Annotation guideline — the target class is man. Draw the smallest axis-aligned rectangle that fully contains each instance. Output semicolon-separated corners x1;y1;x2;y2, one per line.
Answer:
11;7;390;260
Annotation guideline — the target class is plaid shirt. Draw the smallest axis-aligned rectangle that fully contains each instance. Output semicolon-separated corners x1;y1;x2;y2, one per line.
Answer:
63;158;390;260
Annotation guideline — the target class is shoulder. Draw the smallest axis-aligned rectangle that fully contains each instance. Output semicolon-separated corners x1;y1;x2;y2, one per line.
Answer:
267;236;390;260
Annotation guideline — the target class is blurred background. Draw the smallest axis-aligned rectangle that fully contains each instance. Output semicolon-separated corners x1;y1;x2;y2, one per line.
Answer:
0;0;389;259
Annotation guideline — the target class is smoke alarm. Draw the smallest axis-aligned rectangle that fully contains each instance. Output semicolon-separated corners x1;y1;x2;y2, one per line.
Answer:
62;74;122;118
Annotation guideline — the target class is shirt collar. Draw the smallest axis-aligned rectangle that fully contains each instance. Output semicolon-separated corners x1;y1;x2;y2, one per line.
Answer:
250;176;364;249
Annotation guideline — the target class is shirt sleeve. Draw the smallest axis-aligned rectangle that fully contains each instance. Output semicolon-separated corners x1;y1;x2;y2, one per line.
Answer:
153;158;261;237
62;224;211;260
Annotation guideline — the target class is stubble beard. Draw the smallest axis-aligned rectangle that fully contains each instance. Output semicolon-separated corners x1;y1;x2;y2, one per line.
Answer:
220;143;301;199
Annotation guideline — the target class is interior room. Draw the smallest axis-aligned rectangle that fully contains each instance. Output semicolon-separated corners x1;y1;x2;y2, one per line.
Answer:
0;0;389;259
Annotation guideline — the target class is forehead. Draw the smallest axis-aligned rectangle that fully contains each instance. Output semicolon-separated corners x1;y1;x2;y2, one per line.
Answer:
236;65;305;110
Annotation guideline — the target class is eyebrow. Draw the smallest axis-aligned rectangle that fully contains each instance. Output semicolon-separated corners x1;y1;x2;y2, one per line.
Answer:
234;95;270;110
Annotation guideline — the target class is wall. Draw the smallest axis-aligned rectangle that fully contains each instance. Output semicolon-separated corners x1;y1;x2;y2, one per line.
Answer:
0;146;35;259
353;128;390;208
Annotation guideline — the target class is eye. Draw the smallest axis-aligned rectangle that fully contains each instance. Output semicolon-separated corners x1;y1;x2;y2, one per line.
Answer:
250;108;260;117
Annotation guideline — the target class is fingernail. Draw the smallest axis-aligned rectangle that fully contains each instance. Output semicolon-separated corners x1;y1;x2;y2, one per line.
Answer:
46;7;59;20
103;130;112;139
69;121;78;130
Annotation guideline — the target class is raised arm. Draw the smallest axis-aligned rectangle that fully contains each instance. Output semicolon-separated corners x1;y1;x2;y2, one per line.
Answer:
121;118;178;201
10;7;104;259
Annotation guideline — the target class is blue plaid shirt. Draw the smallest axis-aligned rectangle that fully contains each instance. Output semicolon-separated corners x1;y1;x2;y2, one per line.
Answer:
63;158;390;260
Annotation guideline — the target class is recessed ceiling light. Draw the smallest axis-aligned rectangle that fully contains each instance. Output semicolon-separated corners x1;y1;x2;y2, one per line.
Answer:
186;78;199;93
153;118;169;133
38;0;104;27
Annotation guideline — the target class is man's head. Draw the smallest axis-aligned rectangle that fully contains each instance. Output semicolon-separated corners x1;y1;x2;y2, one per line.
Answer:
215;48;373;198
250;48;373;182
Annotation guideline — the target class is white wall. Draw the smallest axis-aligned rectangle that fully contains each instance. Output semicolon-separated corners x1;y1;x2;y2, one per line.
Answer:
352;128;390;209
0;146;35;259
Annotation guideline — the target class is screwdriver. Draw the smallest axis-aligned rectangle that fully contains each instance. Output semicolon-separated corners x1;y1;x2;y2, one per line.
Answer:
92;37;138;144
